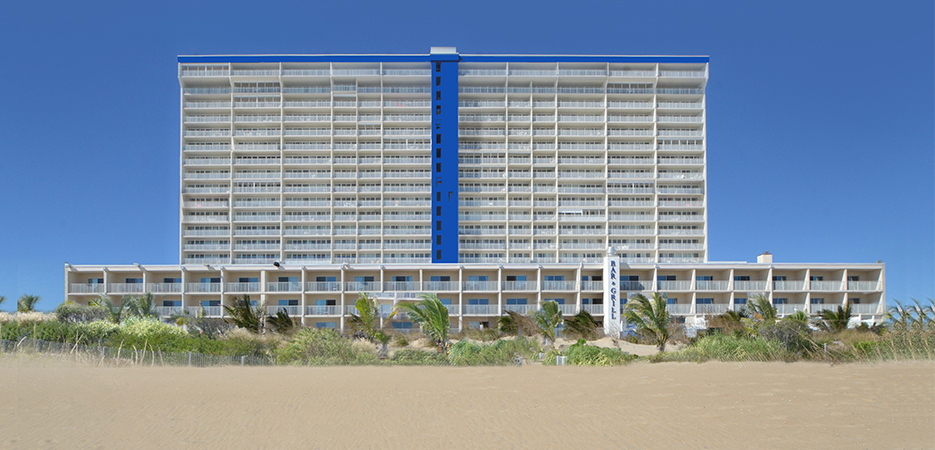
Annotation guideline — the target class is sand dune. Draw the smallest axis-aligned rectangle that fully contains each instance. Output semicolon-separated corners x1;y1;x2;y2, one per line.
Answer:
1;356;932;449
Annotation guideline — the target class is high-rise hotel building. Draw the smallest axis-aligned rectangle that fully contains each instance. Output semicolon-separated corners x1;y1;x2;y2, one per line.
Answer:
65;48;885;332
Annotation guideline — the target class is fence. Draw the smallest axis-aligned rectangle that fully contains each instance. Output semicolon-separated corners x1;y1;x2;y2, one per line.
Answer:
0;338;273;367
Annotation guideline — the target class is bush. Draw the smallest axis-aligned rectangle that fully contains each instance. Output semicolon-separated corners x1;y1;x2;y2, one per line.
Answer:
217;328;281;357
654;333;795;363
448;338;541;366
756;320;815;354
544;339;636;366
110;316;190;352
276;328;357;365
55;302;109;324
390;348;448;365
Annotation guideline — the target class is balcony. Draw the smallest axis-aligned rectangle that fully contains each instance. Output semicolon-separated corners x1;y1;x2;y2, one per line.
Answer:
146;283;183;293
775;304;806;315
185;283;222;293
503;281;537;291
504;304;537;314
306;281;341;292
422;281;457;291
384;282;419;291
225;282;261;292
583;304;603;315
542;281;576;291
773;281;805;291
345;281;381;292
581;281;603;291
808;304;840;314
852;303;879;314
306;305;341;316
463;305;497;315
266;305;302;316
557;304;577;315
267;282;302;292
186;305;223;317
657;281;691;291
810;281;842;291
619;281;647;291
733;280;768;291
848;281;879;291
463;281;499;291
695;304;729;315
666;304;691;315
68;284;105;294
155;306;183;317
108;283;144;294
695;280;728;291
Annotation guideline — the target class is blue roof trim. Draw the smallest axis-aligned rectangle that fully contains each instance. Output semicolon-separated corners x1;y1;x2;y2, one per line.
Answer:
179;54;709;64
461;55;709;63
178;55;430;63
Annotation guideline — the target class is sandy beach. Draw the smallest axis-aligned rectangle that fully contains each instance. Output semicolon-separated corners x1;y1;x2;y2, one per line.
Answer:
1;357;932;449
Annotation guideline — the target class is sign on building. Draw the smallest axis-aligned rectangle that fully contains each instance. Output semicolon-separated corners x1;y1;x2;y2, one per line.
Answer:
603;253;622;336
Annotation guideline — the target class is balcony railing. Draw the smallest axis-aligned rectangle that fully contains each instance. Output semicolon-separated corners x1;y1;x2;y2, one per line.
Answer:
155;306;184;317
657;281;691;291
695;280;729;291
108;283;144;293
773;281;805;291
583;304;603;315
146;283;183;293
422;281;457;291
775;304;806;315
306;305;341;316
581;281;603;291
504;304;537;314
68;284;105;294
267;282;302;292
306;281;341;292
847;281;878;291
463;305;497;315
225;282;260;292
384;282;419;291
809;281;842;291
542;281;576;291
503;281;537;291
852;303;878;314
266;305;302;316
185;283;222;293
733;280;768;291
463;281;499;291
345;282;381;292
695;304;729;315
186;306;223;317
666;304;691;315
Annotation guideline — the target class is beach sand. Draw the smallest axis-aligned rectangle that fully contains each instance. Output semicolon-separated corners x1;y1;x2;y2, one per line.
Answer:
1;356;932;449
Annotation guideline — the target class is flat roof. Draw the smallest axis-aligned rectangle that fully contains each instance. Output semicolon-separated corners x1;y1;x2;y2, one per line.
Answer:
177;53;710;64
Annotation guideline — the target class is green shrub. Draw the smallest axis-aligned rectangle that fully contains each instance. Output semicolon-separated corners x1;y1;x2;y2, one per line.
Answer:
655;333;795;363
55;301;109;324
390;348;448;365
109;316;190;352
276;328;357;365
756;320;815;354
448;338;541;366
565;342;636;366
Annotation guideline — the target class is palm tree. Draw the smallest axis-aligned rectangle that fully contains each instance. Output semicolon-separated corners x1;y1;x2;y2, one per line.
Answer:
563;310;600;340
621;292;671;352
17;294;40;312
390;293;451;353
815;301;853;333
224;295;265;333
90;294;124;323
746;294;777;323
498;310;537;337
347;293;380;341
266;309;296;334
783;310;810;324
124;293;158;318
534;300;563;346
0;295;5;310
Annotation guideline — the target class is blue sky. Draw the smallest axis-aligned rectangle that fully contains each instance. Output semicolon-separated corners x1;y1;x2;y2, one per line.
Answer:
0;0;932;311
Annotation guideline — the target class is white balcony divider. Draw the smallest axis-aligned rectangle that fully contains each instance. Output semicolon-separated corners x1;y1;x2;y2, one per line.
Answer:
463;304;496;315
108;283;144;293
695;304;729;315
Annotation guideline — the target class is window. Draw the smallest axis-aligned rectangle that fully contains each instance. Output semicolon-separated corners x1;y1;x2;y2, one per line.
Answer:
772;276;787;281
315;322;337;329
773;298;788;305
316;276;336;282
162;300;181;307
163;277;181;284
506;298;527;305
544;275;564;281
468;275;488;282
201;300;221;307
238;277;258;283
279;299;299;306
201;277;220;283
810;276;824;281
850;298;861;304
506;275;526;282
468;298;489;305
278;276;298;283
810;298;825;304
125;278;142;284
848;276;860;281
734;275;750;281
392;321;414;329
696;275;713;281
734;297;747;305
545;298;565;304
87;278;104;285
430;275;450;282
666;298;678;304
315;299;337;306
354;276;374;283
658;275;676;281
697;298;713;304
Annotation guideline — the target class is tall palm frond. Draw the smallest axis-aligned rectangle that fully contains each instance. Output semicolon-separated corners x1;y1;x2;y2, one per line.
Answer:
17;294;40;312
815;301;853;333
347;293;380;341
390;293;451;352
498;310;537;336
746;294;777;323
621;292;671;352
563;309;600;340
266;309;296;334
0;295;6;310
533;300;563;346
783;310;810;324
90;294;124;323
223;295;264;333
124;293;158;318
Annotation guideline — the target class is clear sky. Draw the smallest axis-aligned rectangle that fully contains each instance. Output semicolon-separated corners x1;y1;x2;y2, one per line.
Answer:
0;0;932;311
